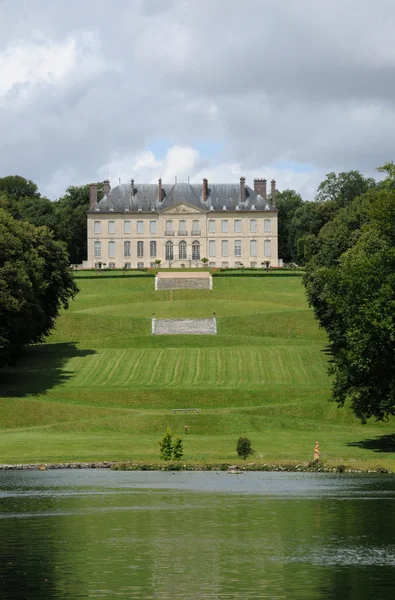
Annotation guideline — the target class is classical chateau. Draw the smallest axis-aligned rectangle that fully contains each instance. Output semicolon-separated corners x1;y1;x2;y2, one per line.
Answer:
84;178;279;269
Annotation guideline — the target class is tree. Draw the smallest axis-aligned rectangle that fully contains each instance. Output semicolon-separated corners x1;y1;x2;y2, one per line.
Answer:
201;257;209;266
275;189;304;262
315;170;376;208
172;437;184;460
0;209;78;367
159;428;173;461
236;437;254;460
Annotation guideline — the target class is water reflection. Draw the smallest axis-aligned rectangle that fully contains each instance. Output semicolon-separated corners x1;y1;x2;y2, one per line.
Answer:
0;471;394;599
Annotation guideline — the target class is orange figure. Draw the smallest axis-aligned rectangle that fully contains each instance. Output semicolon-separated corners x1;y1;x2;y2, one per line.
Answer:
314;442;320;462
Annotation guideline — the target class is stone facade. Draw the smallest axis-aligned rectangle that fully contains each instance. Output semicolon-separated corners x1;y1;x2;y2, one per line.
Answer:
84;178;279;269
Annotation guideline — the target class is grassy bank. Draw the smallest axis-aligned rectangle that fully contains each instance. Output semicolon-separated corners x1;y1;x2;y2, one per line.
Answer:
0;274;394;469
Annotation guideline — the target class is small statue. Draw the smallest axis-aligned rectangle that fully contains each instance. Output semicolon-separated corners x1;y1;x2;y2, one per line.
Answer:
314;442;320;462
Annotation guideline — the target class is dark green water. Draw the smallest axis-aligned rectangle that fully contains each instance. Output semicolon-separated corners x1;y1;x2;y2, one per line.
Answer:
0;470;394;599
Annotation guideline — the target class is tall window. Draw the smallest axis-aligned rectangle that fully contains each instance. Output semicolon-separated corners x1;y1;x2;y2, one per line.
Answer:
124;241;131;257
137;241;144;257
137;221;144;234
208;219;215;233
150;241;157;257
250;219;257;233
264;240;271;256
221;240;229;257
108;221;115;234
221;219;228;233
179;219;186;233
94;240;101;257
209;240;216;257
166;220;173;233
234;219;241;233
179;240;187;259
192;220;200;234
264;219;272;233
235;240;241;256
192;240;200;260
165;240;174;260
108;241;115;257
250;240;257;257
150;220;157;234
124;220;131;234
94;221;101;234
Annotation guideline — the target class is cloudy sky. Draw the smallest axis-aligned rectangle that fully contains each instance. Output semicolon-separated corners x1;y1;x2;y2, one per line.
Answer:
0;0;394;199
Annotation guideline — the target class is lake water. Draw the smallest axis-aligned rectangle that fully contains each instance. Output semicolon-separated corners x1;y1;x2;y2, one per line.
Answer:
0;470;394;599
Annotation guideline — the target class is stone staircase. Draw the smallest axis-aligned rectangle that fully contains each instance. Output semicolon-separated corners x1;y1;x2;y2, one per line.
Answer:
156;277;211;290
152;318;217;335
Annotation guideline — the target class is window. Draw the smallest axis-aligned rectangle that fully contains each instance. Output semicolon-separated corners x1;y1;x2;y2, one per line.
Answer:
208;219;215;233
250;219;257;233
124;220;131;234
137;241;144;257
221;219;228;233
209;240;216;257
222;261;229;268
192;220;200;234
124;241;131;257
179;219;186;233
150;241;157;258
209;262;216;267
250;240;257;257
221;240;229;257
150;220;157;234
109;262;116;269
137;262;144;269
94;221;101;234
235;240;241;256
179;240;187;259
234;219;241;233
192;240;200;260
108;221;115;234
94;240;101;257
166;220;173;233
137;221;144;234
264;219;272;233
250;262;257;268
124;262;131;269
108;241;115;257
165;240;174;260
264;240;271;257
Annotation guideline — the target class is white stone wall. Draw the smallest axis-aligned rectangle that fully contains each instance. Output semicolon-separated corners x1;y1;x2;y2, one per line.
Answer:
86;209;278;269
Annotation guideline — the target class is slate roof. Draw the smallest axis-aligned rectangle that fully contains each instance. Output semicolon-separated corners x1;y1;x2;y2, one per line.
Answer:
88;182;277;214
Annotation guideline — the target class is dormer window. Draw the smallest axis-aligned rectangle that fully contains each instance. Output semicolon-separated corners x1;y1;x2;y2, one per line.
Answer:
138;207;142;212
236;206;240;211
223;205;227;211
110;204;114;212
251;205;256;210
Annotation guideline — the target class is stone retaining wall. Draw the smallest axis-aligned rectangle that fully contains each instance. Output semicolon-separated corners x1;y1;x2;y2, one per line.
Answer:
156;277;212;290
152;317;216;335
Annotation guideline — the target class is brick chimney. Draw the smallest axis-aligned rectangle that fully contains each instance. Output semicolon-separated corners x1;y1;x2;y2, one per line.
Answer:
131;178;135;197
240;177;246;201
253;178;267;200
271;179;276;207
103;179;111;196
203;178;208;201
89;183;97;208
158;178;162;202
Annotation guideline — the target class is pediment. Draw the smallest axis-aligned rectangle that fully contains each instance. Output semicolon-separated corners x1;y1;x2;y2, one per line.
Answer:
160;202;206;214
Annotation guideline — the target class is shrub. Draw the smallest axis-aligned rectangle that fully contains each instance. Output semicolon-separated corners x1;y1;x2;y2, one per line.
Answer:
159;428;173;461
236;437;255;460
172;437;184;461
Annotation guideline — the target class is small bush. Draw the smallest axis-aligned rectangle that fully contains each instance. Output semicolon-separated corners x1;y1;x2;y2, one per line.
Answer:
159;428;173;461
172;437;184;461
236;437;255;460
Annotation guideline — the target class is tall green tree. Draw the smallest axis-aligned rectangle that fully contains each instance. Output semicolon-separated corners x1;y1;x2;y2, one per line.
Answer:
275;189;304;262
0;209;78;367
315;170;376;208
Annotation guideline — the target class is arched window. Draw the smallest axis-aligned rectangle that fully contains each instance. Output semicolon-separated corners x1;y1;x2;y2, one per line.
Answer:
179;240;187;260
192;240;200;260
94;240;101;257
165;240;174;260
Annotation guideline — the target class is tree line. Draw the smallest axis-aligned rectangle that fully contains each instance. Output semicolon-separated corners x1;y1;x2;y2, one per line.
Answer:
1;167;395;423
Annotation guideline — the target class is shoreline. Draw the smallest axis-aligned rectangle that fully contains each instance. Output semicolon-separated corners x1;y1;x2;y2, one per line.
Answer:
0;461;391;474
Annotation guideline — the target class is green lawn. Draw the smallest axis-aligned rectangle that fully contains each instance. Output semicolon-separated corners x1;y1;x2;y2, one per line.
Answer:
0;274;394;468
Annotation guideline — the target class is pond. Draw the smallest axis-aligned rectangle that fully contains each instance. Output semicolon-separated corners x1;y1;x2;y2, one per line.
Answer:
0;470;394;599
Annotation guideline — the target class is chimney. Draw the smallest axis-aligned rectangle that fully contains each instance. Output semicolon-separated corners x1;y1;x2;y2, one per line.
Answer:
253;178;267;199
271;179;276;207
103;179;111;196
203;178;208;202
158;178;162;202
131;178;135;197
89;183;97;208
240;176;246;202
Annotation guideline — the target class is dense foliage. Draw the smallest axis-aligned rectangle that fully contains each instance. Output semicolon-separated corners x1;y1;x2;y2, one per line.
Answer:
304;164;395;421
0;209;78;367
